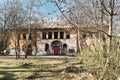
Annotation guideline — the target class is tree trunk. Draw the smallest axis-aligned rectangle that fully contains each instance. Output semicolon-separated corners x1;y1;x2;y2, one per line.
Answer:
17;38;20;58
108;15;113;50
77;27;82;52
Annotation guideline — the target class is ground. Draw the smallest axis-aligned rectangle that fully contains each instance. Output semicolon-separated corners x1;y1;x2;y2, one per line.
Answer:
0;56;91;80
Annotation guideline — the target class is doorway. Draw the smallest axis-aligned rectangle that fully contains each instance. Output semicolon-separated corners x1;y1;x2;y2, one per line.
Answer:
51;40;62;55
54;46;59;55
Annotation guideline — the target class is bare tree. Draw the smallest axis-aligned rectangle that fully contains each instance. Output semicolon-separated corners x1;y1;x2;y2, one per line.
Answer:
99;0;120;50
51;0;120;79
22;0;43;58
0;0;23;56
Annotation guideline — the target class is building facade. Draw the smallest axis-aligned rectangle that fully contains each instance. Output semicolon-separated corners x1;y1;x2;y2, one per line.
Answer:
9;22;109;55
9;22;77;55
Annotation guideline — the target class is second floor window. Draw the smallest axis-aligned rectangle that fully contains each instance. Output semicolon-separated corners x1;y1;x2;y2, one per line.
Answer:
54;32;58;39
23;34;26;40
42;32;46;39
89;33;93;38
66;32;70;39
48;32;52;39
28;33;32;40
18;34;20;40
82;33;86;38
60;32;64;39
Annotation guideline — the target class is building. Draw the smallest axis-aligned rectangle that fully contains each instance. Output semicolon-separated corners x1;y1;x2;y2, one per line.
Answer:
9;22;109;55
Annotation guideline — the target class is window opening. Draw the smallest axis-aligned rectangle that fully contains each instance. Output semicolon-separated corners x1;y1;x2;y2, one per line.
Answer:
66;32;70;39
54;32;58;39
48;32;52;39
23;33;26;40
60;32;64;39
42;32;46;39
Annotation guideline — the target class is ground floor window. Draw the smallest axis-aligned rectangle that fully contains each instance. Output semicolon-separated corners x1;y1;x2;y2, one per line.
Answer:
45;43;49;52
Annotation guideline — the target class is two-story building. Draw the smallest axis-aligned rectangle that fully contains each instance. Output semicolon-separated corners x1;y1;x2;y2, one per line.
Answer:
9;22;108;55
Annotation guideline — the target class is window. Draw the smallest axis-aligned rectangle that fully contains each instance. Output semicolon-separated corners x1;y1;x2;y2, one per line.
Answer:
63;44;67;48
42;32;46;39
23;33;26;40
54;32;58;39
89;33;93;37
66;32;70;39
82;33;86;38
28;33;32;40
60;32;64;39
45;43;49;51
18;34;20;40
48;32;52;39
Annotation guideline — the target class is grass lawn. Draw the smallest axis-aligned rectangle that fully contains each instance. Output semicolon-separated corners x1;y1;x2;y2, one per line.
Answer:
0;56;81;80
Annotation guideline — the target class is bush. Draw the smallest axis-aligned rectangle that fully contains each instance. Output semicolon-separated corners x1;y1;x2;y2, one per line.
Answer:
78;38;120;80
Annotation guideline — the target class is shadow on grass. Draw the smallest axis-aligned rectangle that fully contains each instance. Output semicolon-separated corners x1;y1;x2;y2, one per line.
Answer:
26;72;59;79
0;63;87;80
0;63;64;75
0;72;15;80
0;62;61;69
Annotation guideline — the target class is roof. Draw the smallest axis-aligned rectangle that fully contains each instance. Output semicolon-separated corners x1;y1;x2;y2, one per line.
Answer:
32;22;73;29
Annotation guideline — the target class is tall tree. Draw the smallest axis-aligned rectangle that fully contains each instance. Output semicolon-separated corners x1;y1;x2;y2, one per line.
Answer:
99;0;120;49
51;0;120;52
23;0;43;58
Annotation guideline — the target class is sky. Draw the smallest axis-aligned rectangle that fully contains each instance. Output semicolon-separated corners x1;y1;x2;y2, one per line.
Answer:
39;1;61;21
0;0;61;21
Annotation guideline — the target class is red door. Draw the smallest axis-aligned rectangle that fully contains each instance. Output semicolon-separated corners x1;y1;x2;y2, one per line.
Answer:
54;46;59;55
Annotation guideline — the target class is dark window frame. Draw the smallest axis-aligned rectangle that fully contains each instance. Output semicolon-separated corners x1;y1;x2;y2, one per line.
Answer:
89;33;93;38
60;32;64;39
18;34;21;40
28;33;32;40
23;33;26;40
42;32;46;39
48;32;52;39
54;32;58;39
66;32;70;39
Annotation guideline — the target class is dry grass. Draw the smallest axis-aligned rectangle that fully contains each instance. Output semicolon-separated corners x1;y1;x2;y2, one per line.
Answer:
0;56;82;80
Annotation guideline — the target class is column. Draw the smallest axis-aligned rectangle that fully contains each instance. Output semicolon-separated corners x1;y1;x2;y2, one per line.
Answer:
52;32;54;39
58;32;60;39
46;32;48;39
64;32;66;39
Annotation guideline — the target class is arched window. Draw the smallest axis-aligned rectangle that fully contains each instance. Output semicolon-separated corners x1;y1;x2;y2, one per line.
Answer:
63;43;67;54
63;44;67;48
27;45;32;55
45;43;49;51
